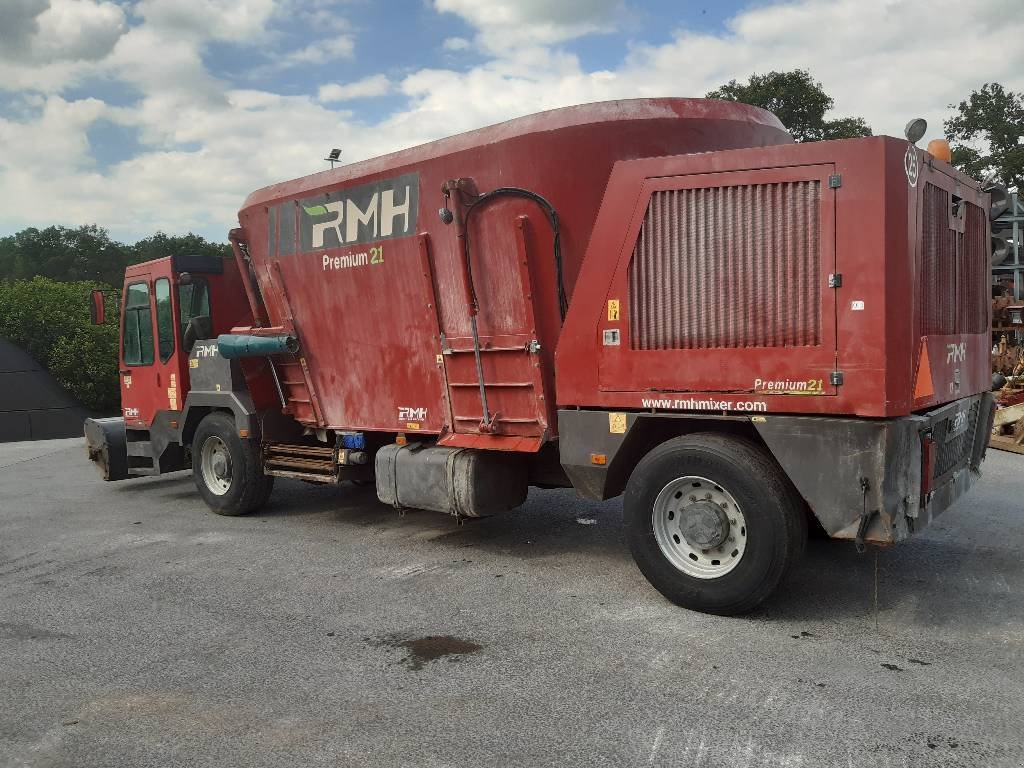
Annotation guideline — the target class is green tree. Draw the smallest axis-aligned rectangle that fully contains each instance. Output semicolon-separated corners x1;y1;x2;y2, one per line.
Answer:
130;231;231;264
0;225;132;286
707;69;872;142
0;226;230;286
944;83;1024;191
0;277;121;412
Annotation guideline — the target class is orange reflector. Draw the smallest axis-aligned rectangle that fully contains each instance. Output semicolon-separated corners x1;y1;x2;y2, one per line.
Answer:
914;344;935;400
926;138;952;163
396;434;407;446
590;453;607;465
169;420;178;429
238;429;249;438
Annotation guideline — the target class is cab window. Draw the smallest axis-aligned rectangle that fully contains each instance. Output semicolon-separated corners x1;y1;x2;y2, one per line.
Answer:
122;282;154;366
155;278;174;362
178;278;211;336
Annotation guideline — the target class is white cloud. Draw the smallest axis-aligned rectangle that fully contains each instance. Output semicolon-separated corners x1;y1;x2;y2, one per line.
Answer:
434;0;624;51
318;74;391;102
2;0;1024;244
275;35;355;67
132;0;278;42
33;0;127;61
442;36;471;52
0;0;127;91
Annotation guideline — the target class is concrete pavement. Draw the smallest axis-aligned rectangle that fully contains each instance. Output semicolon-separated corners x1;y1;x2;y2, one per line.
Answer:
1;438;1022;767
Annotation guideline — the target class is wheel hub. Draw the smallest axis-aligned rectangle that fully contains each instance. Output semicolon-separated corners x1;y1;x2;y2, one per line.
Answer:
211;453;228;479
651;475;748;579
200;436;233;496
679;501;729;549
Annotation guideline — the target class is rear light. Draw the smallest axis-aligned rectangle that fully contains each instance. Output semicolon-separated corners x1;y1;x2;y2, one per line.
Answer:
921;432;937;499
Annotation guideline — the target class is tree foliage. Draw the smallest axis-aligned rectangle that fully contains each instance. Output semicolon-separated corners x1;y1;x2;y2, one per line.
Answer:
944;83;1024;191
0;225;230;287
707;69;872;143
0;277;121;413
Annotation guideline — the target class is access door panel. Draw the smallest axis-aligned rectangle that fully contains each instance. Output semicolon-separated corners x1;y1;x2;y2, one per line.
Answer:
599;164;838;395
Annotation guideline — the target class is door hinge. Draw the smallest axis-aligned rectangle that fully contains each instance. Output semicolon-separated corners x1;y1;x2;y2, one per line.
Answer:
829;174;842;188
828;273;842;288
830;371;844;386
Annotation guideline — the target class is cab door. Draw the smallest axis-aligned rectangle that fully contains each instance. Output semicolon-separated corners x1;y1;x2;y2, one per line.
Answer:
120;262;184;428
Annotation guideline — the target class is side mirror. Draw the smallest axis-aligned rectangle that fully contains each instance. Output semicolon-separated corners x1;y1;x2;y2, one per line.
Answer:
90;289;106;325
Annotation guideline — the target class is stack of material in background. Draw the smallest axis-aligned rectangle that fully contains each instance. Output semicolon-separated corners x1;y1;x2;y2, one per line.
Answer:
0;339;90;442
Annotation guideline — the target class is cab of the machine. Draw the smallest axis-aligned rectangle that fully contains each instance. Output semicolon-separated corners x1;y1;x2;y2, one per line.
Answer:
88;253;252;430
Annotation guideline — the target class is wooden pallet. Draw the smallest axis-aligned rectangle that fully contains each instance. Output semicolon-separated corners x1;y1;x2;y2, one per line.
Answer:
990;403;1024;455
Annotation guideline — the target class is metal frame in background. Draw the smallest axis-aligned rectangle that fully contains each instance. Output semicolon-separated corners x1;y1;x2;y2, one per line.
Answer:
993;192;1024;300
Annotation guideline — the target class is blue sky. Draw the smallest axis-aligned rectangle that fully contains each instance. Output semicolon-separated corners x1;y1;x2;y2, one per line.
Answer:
0;0;1021;243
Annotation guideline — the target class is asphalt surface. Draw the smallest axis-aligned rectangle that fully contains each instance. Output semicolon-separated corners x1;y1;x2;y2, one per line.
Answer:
1;437;1023;767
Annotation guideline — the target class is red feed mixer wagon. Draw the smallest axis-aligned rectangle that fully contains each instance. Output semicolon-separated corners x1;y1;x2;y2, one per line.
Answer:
85;98;1000;614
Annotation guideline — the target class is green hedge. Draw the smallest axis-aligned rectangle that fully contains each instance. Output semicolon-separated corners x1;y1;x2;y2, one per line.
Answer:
0;277;121;413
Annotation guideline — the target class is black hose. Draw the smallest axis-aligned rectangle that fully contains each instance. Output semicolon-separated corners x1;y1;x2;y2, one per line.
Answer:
460;187;568;321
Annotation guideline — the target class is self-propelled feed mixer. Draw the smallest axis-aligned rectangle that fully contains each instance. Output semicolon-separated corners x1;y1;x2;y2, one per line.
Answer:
85;98;1000;614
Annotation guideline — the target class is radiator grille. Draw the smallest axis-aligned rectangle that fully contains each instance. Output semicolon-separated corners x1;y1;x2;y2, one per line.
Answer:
931;400;980;479
628;181;821;350
919;183;988;336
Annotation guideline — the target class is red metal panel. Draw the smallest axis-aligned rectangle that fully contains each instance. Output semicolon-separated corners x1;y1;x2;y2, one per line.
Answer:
628;181;821;350
236;99;793;444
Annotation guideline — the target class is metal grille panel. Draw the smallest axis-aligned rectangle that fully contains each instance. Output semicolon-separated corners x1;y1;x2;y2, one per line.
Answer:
920;184;988;336
932;400;981;479
628;181;821;350
960;201;989;334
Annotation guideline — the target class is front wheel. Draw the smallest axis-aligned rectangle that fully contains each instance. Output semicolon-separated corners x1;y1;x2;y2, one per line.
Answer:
624;433;806;615
192;412;273;516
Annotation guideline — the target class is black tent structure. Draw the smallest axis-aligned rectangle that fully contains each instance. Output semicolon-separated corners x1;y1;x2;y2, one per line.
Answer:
0;339;89;442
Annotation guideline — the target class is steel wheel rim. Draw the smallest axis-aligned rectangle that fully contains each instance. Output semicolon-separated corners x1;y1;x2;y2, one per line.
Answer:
200;435;232;496
652;475;747;579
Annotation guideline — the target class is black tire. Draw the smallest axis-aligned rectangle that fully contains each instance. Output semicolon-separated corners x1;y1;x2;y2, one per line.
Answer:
624;433;806;615
191;412;273;516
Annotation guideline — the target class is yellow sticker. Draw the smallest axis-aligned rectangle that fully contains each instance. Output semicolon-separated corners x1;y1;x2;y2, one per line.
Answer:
607;299;620;321
608;412;627;434
189;358;199;369
406;422;421;430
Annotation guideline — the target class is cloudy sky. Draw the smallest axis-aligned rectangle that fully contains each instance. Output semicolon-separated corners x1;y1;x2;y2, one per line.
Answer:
1;0;1022;243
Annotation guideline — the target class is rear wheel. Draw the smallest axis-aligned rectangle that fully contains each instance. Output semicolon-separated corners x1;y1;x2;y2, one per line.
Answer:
192;412;273;516
624;433;806;615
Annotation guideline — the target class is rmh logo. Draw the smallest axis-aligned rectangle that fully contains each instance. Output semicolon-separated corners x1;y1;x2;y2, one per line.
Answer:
303;173;419;250
946;342;966;364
